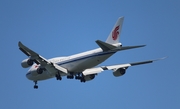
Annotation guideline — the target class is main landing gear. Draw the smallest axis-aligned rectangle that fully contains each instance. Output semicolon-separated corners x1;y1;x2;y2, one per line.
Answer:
67;72;74;79
67;73;86;83
34;81;38;89
67;75;74;79
55;72;62;80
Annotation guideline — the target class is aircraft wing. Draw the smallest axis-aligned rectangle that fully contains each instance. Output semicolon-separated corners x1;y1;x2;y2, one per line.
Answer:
82;57;166;76
18;41;68;75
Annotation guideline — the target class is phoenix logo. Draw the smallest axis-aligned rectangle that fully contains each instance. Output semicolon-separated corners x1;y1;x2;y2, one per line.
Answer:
112;26;120;40
34;65;39;68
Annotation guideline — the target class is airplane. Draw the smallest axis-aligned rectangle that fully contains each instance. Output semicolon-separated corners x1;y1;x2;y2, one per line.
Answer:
18;17;165;89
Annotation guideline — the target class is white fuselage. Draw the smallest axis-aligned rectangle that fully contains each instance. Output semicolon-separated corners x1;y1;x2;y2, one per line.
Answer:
26;47;117;81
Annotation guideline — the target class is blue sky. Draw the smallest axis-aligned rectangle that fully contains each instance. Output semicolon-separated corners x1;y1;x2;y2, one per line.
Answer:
0;0;180;109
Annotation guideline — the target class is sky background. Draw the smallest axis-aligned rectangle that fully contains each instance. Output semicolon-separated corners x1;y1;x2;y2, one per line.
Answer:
0;0;180;109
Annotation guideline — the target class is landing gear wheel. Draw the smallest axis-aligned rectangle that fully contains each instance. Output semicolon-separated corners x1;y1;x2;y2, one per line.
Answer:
56;76;62;80
33;81;38;89
75;76;81;80
56;72;62;80
67;75;74;79
80;78;86;83
34;85;38;89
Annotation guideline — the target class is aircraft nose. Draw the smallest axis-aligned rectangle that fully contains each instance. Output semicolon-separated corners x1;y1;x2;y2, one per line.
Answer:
26;72;31;79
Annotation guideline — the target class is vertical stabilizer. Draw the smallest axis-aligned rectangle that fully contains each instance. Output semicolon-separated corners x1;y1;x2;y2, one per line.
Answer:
106;17;124;44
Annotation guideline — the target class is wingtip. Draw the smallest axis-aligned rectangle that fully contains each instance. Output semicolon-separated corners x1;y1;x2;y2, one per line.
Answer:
95;40;101;42
138;45;146;48
160;56;168;60
154;56;167;61
18;41;25;48
119;16;124;19
18;41;22;47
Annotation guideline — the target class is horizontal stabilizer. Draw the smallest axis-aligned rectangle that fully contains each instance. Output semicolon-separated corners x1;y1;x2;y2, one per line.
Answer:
96;40;146;52
116;45;146;51
96;40;117;51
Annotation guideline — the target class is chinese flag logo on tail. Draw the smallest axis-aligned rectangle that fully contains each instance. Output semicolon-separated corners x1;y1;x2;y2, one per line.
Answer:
112;26;120;40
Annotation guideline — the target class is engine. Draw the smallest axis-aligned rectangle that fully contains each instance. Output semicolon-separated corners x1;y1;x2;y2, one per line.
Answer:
83;74;96;81
113;68;126;77
29;68;45;76
37;68;44;74
21;59;34;68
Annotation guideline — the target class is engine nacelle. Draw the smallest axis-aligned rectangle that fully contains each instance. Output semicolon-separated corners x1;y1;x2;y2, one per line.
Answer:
84;74;96;81
21;59;34;68
113;68;126;77
30;68;44;76
37;68;44;74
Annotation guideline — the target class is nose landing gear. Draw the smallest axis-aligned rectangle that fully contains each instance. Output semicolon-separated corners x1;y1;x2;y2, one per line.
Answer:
34;81;38;89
